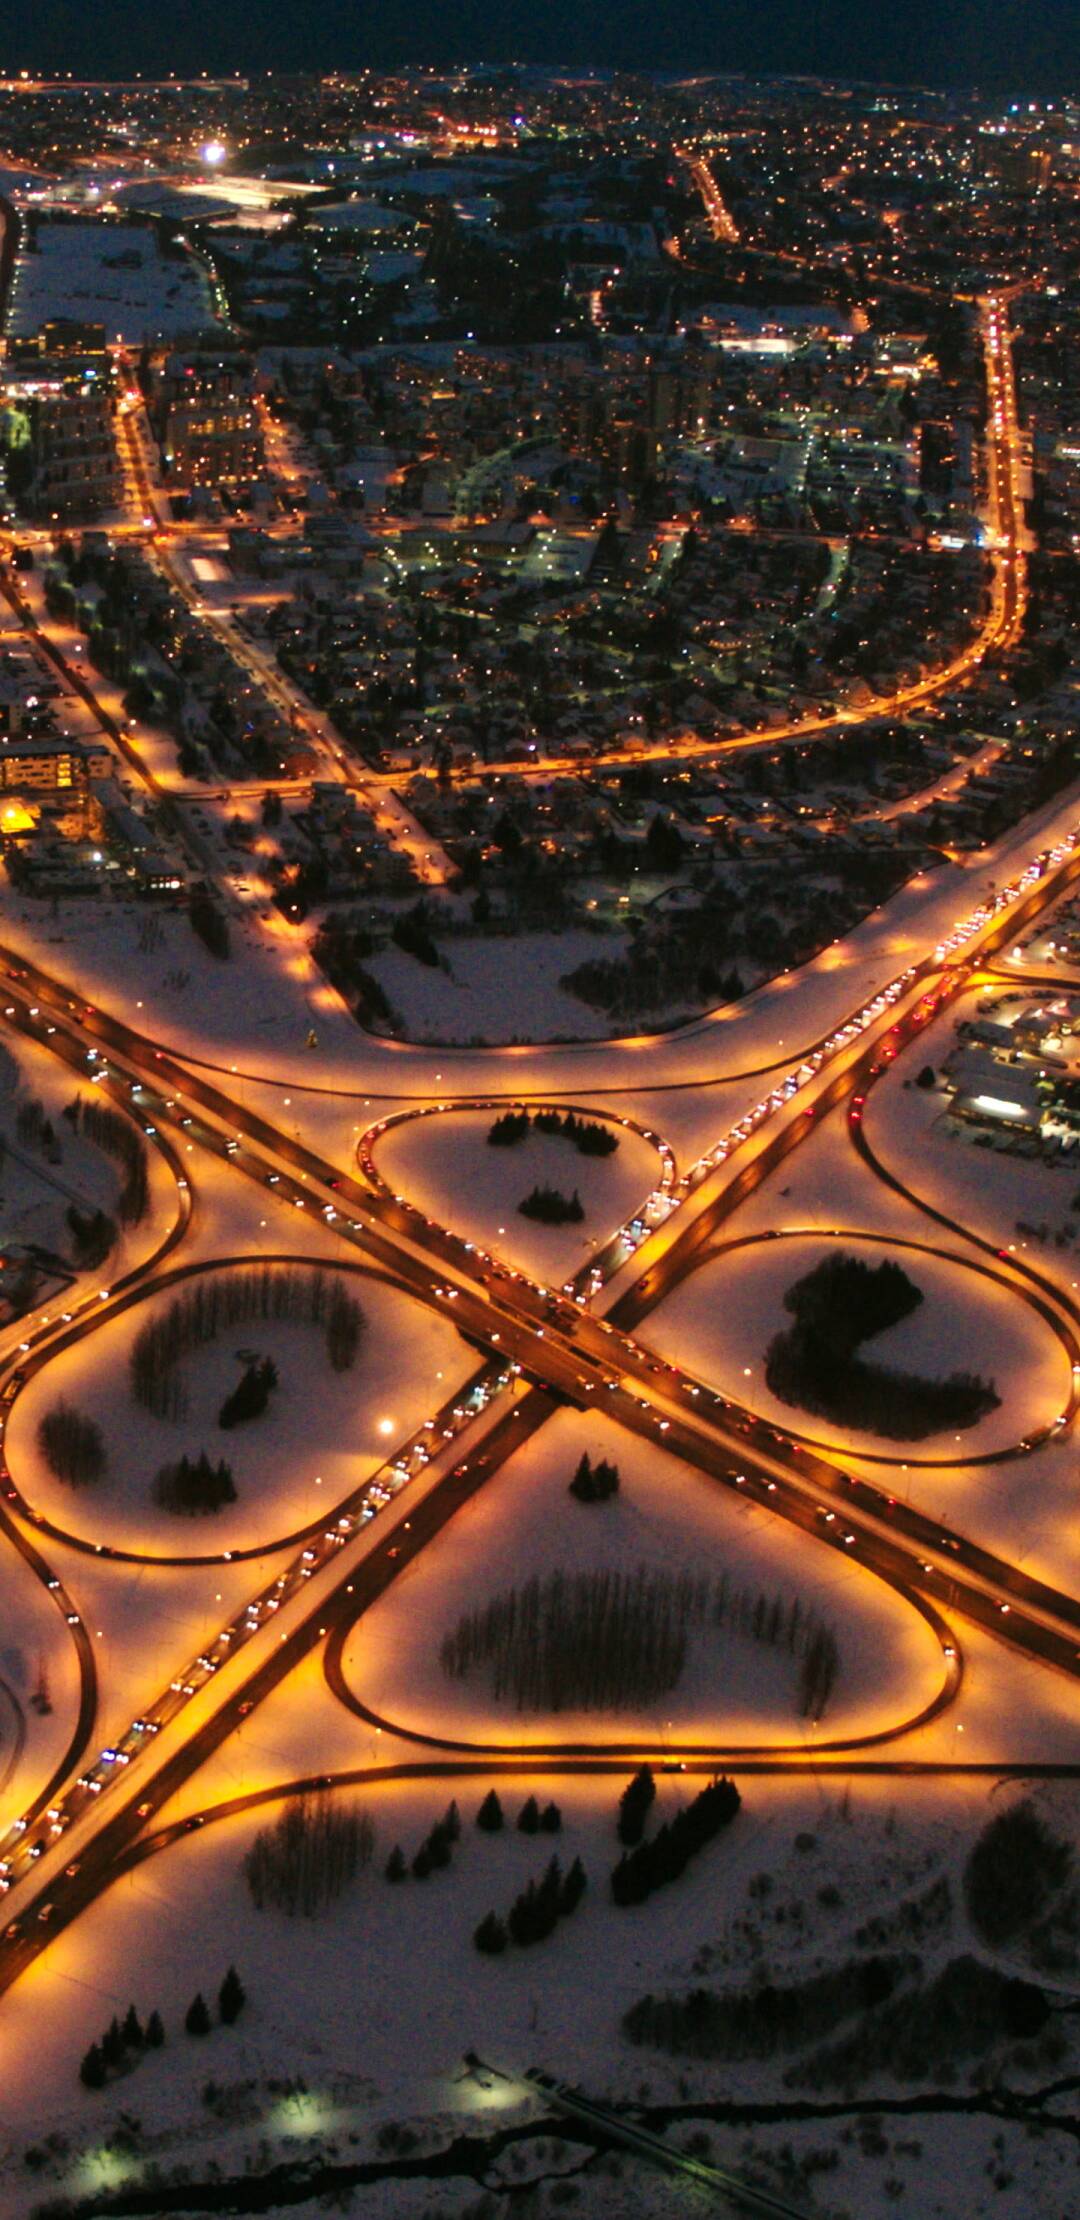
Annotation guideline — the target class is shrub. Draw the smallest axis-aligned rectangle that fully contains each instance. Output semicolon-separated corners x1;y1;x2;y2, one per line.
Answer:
964;1802;1072;1947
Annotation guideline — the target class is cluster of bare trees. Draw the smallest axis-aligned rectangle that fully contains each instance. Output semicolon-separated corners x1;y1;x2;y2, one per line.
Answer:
38;1402;107;1487
440;1564;843;1718
67;1095;149;1225
244;1790;374;1917
130;1266;366;1421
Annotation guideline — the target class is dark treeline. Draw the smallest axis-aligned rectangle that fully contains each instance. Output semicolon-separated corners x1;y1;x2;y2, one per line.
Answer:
38;1401;107;1487
611;1775;742;1906
488;1108;618;1157
130;1266;365;1420
440;1565;842;1718
765;1250;1000;1441
624;1952;913;2060
154;1451;236;1515
66;1094;150;1225
244;1791;374;1916
518;1184;585;1225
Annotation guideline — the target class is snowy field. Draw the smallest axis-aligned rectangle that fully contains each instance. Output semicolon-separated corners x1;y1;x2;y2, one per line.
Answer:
1;1770;1079;2220
6;1265;473;1559
369;931;627;1045
5;219;219;342
644;1231;1070;1460
370;1107;663;1282
345;1408;944;1748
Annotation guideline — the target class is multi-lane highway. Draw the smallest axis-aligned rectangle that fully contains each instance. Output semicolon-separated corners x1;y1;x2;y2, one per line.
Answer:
0;245;1071;2035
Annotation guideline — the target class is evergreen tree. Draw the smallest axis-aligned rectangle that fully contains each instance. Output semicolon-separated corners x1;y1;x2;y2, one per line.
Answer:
442;1800;461;1843
476;1790;504;1832
121;2003;143;2049
474;1911;508;1955
218;1966;246;2025
618;1765;656;1847
560;1856;587;1915
101;2016;124;2069
518;1795;541;1835
411;1844;433;1880
185;1993;212;2037
79;2041;106;2090
145;2010;165;2049
385;1844;407;1882
540;1802;562;1834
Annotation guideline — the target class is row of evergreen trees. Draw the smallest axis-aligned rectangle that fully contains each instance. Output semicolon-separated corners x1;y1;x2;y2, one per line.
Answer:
385;1794;563;1881
385;1800;461;1882
130;1266;365;1420
67;1094;150;1225
488;1108;618;1158
610;1777;742;1907
79;1973;244;2089
154;1452;237;1516
518;1184;585;1225
244;1791;373;1917
474;1855;587;1955
38;1402;107;1488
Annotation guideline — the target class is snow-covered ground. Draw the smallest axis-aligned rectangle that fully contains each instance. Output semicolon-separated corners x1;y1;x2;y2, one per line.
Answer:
644;1231;1070;1459
370;1107;664;1283
5;219;219;342
1;1769;1078;2220
369;931;627;1045
6;1264;473;1559
345;1409;944;1748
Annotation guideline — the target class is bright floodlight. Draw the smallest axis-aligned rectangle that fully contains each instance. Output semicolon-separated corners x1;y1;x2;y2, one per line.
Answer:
200;139;227;167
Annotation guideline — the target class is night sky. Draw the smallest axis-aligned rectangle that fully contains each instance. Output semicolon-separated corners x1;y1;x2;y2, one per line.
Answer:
5;0;1080;92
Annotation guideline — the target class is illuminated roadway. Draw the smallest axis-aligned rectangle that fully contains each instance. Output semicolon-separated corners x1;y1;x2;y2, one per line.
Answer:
0;265;1071;2020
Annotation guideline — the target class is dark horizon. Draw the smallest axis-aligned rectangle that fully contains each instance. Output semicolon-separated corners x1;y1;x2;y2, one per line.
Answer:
3;1;1080;98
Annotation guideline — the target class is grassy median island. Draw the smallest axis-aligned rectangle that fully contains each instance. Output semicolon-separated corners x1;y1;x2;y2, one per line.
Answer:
764;1251;1000;1441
